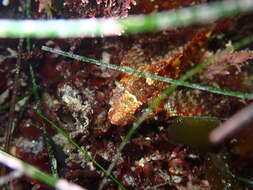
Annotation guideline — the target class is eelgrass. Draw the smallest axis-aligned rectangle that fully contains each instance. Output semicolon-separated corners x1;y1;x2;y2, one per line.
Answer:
0;149;86;190
98;37;253;189
43;129;59;177
42;34;253;189
29;64;59;177
30;122;59;178
0;0;253;189
236;176;253;185
37;36;253;189
2;39;24;175
0;0;252;38
29;64;40;106
25;0;32;51
0;65;111;190
37;112;127;190
42;46;253;100
0;91;33;112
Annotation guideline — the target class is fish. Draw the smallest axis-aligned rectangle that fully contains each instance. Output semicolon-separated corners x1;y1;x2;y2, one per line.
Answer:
108;29;214;126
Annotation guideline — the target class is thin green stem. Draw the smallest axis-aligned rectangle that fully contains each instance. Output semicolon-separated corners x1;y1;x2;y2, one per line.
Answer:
43;128;59;177
29;64;40;105
234;34;253;49
98;33;253;189
98;79;179;190
29;65;59;177
3;38;24;158
25;0;32;51
42;46;253;100
0;0;252;38
236;176;253;185
37;112;127;190
0;150;56;187
0;92;33;112
0;149;85;190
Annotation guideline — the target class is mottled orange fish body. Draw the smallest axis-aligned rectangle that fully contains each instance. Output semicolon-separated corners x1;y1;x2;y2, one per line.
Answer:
108;30;213;126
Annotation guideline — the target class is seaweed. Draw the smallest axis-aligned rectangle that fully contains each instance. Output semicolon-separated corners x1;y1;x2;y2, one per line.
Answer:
0;0;253;190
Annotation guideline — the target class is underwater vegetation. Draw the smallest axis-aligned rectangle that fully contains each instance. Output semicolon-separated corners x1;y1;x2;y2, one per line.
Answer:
0;0;253;190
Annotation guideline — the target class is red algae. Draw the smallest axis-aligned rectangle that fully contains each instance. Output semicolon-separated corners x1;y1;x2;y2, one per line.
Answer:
0;1;253;190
